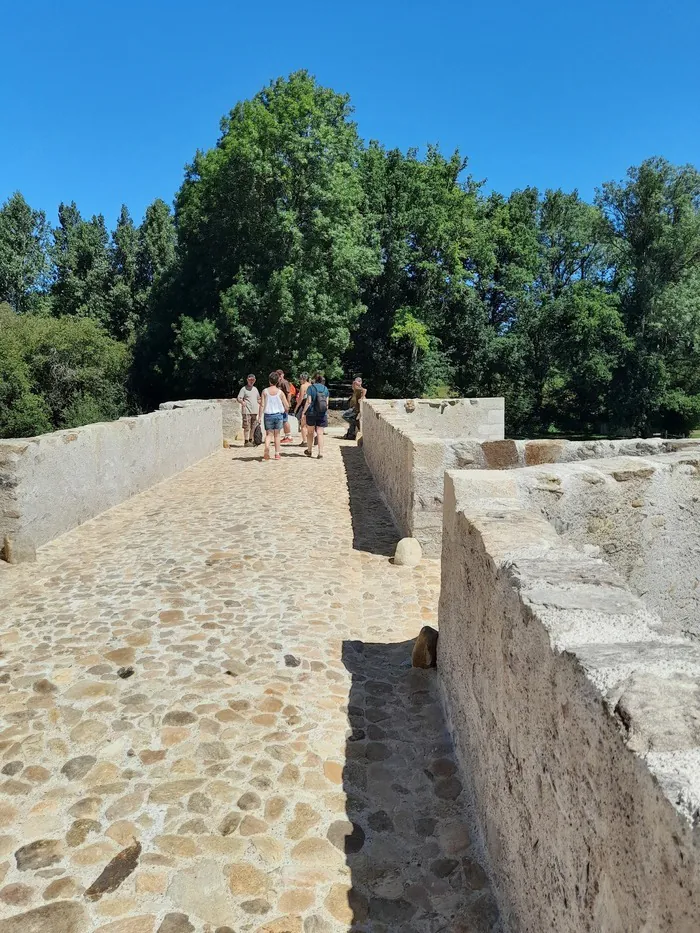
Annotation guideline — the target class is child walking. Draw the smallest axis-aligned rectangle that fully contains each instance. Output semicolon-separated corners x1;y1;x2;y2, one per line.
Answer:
259;372;289;461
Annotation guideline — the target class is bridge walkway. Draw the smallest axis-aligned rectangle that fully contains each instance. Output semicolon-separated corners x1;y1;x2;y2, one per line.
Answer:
0;440;497;933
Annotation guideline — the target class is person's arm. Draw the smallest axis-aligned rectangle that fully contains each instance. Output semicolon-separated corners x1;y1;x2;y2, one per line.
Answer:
258;389;265;419
282;391;290;412
303;387;313;415
237;388;245;407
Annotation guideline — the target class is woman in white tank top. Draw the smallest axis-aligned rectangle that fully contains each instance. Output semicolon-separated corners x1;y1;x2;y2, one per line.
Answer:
258;372;289;460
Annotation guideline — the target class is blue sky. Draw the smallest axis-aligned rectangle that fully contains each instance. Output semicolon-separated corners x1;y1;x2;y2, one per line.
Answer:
2;0;698;228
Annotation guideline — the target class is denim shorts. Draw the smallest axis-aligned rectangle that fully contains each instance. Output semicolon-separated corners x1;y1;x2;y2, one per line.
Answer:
264;413;284;431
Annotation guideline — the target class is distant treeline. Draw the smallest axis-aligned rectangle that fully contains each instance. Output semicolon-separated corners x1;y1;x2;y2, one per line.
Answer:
2;70;700;439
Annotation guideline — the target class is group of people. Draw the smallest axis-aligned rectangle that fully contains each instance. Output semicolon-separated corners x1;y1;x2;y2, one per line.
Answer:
236;369;366;461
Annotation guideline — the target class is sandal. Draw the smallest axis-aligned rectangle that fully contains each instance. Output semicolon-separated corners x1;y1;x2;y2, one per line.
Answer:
263;452;270;460
274;454;281;460
304;449;312;458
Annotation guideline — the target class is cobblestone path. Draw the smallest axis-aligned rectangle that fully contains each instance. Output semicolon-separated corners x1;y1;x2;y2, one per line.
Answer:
0;440;498;933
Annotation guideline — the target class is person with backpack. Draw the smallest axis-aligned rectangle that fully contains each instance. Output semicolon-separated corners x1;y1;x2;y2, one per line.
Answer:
258;371;289;461
303;373;329;459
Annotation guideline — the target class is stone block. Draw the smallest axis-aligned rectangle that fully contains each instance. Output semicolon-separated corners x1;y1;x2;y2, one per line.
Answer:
524;439;568;466
481;440;520;470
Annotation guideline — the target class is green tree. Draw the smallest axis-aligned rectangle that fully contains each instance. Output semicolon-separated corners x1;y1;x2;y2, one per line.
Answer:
0;303;130;438
597;157;700;434
136;70;379;402
109;204;139;339
51;202;113;326
0;192;51;313
137;198;176;293
353;143;483;397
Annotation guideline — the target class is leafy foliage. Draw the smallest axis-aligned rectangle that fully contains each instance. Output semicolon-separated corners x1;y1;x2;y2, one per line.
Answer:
1;76;700;439
0;304;129;437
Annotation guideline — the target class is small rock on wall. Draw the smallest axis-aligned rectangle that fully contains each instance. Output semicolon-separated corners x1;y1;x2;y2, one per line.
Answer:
394;537;422;566
412;626;439;668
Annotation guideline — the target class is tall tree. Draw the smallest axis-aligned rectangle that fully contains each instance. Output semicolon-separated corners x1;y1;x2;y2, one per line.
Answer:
597;158;700;433
354;143;484;397
0;192;51;313
136;70;380;402
137;198;175;292
51;202;112;326
109;204;139;339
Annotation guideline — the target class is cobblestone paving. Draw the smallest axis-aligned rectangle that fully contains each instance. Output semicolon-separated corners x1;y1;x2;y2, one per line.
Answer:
0;440;498;933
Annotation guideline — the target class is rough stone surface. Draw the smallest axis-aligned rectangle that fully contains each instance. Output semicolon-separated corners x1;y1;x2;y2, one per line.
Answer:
393;537;422;567
84;841;141;900
411;625;438;669
361;397;505;556
506;452;700;638
15;841;63;872
0;405;222;563
159;398;242;444
0;901;88;932
0;442;496;931
440;468;700;933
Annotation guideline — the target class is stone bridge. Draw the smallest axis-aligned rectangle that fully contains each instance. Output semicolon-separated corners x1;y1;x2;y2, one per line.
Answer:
2;398;700;933
0;429;495;932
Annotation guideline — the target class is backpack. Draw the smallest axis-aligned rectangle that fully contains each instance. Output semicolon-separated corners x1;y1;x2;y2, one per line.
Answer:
312;385;328;414
253;422;263;446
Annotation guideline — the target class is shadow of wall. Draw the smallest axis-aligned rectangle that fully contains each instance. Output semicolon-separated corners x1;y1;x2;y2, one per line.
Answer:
339;639;500;932
340;446;398;557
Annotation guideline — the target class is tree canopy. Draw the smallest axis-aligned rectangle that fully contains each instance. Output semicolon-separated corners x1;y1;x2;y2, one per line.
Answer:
2;71;700;438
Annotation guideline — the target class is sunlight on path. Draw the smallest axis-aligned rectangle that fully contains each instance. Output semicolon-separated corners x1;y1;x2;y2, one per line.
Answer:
0;440;497;932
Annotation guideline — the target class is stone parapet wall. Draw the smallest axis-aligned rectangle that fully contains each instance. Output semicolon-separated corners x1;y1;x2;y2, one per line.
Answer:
439;468;700;932
505;452;700;638
453;435;700;470
160;398;242;444
361;397;505;554
0;404;222;563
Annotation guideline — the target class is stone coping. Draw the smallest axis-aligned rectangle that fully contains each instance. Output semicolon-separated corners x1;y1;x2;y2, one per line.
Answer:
439;467;700;931
0;405;222;562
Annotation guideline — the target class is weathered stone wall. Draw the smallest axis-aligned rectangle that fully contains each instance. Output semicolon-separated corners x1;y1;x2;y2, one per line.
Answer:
444;435;700;470
439;469;700;932
160;398;242;444
0;405;222;562
505;452;700;640
361;398;505;554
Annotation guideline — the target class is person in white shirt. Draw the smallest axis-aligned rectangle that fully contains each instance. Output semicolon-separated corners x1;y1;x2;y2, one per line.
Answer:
237;374;260;446
258;371;289;461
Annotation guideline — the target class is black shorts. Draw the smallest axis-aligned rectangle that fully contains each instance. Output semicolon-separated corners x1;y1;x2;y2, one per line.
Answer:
305;412;328;428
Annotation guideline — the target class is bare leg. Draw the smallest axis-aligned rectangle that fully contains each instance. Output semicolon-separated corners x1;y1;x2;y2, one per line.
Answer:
306;425;315;455
264;429;272;459
316;427;325;458
274;429;281;457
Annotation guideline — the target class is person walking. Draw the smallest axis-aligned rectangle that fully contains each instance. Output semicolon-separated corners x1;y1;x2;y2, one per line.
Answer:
342;376;366;440
303;373;330;460
295;372;311;447
237;374;260;446
276;369;294;445
259;372;289;461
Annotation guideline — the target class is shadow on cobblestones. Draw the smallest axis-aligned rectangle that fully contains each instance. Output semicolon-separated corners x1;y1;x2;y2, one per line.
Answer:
340;446;399;557
341;639;500;933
